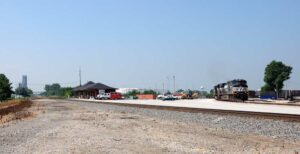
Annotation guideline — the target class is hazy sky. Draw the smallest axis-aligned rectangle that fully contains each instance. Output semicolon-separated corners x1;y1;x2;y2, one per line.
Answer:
0;0;299;91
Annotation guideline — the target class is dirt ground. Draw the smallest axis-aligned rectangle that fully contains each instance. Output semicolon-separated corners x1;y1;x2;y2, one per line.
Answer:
0;100;33;124
1;99;300;154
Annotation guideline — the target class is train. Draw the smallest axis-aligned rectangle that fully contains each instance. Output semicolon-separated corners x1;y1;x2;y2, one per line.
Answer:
214;79;249;101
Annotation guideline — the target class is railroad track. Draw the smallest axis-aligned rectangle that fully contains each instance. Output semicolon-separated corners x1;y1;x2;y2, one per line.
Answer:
70;99;300;122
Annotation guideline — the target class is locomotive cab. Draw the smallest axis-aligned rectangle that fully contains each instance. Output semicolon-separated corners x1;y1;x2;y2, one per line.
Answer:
229;79;248;101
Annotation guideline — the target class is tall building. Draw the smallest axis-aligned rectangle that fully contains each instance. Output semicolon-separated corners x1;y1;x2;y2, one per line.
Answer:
22;75;27;88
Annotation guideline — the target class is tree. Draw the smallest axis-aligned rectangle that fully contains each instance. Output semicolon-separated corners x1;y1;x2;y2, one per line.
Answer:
176;89;184;93
43;84;73;98
143;90;157;95
58;87;73;98
0;74;13;101
123;90;141;98
51;83;61;91
165;91;172;95
44;83;61;96
127;90;140;96
15;87;33;97
205;90;214;98
261;60;292;96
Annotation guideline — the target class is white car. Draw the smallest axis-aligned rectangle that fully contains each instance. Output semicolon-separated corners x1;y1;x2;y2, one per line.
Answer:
156;95;165;100
162;95;176;101
157;95;177;101
96;93;110;100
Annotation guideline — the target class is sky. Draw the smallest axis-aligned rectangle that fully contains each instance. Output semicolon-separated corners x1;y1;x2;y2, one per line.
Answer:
0;0;299;92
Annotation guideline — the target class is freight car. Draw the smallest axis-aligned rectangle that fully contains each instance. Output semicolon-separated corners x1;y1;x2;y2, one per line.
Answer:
214;79;248;101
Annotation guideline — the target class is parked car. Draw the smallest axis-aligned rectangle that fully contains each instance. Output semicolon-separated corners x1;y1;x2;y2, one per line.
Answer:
110;92;122;100
96;92;122;100
162;95;176;101
173;93;183;100
96;93;110;100
156;95;165;100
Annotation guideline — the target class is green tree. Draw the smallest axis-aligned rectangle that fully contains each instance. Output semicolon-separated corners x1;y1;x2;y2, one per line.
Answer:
143;90;157;95
43;84;73;98
165;91;172;95
58;87;73;98
261;60;292;96
0;74;13;101
176;89;184;93
15;87;33;97
205;90;214;98
44;83;61;96
123;90;141;98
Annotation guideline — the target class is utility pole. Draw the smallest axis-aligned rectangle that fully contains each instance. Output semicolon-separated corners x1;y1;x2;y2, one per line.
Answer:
173;75;176;94
162;82;165;95
167;76;170;93
79;67;82;86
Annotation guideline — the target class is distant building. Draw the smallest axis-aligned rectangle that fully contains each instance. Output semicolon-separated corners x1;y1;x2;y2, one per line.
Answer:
18;75;28;88
73;81;117;99
137;94;157;100
116;88;140;94
22;75;27;88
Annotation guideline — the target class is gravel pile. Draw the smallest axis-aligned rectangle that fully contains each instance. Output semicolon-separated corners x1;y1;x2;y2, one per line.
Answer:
73;100;300;141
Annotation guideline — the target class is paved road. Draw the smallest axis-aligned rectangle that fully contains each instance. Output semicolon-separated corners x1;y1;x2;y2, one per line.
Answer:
0;99;300;154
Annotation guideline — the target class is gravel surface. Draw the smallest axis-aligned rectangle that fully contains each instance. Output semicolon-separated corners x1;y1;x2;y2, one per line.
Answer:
0;99;300;154
72;100;300;141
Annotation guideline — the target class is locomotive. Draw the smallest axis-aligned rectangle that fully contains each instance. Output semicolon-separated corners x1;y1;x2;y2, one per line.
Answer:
214;79;248;101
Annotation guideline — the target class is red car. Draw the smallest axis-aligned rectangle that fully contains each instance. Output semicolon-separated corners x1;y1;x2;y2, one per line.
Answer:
110;92;122;100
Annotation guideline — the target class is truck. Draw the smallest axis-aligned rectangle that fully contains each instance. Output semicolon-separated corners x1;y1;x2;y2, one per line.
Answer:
110;92;122;100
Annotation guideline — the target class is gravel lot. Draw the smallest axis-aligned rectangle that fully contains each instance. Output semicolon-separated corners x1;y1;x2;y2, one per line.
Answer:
0;99;300;154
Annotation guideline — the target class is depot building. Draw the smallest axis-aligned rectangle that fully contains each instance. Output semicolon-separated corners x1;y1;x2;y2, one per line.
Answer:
73;81;116;99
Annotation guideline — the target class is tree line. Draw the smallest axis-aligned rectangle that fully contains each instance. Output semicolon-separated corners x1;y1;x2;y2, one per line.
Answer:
123;90;158;99
0;74;74;102
42;83;73;98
